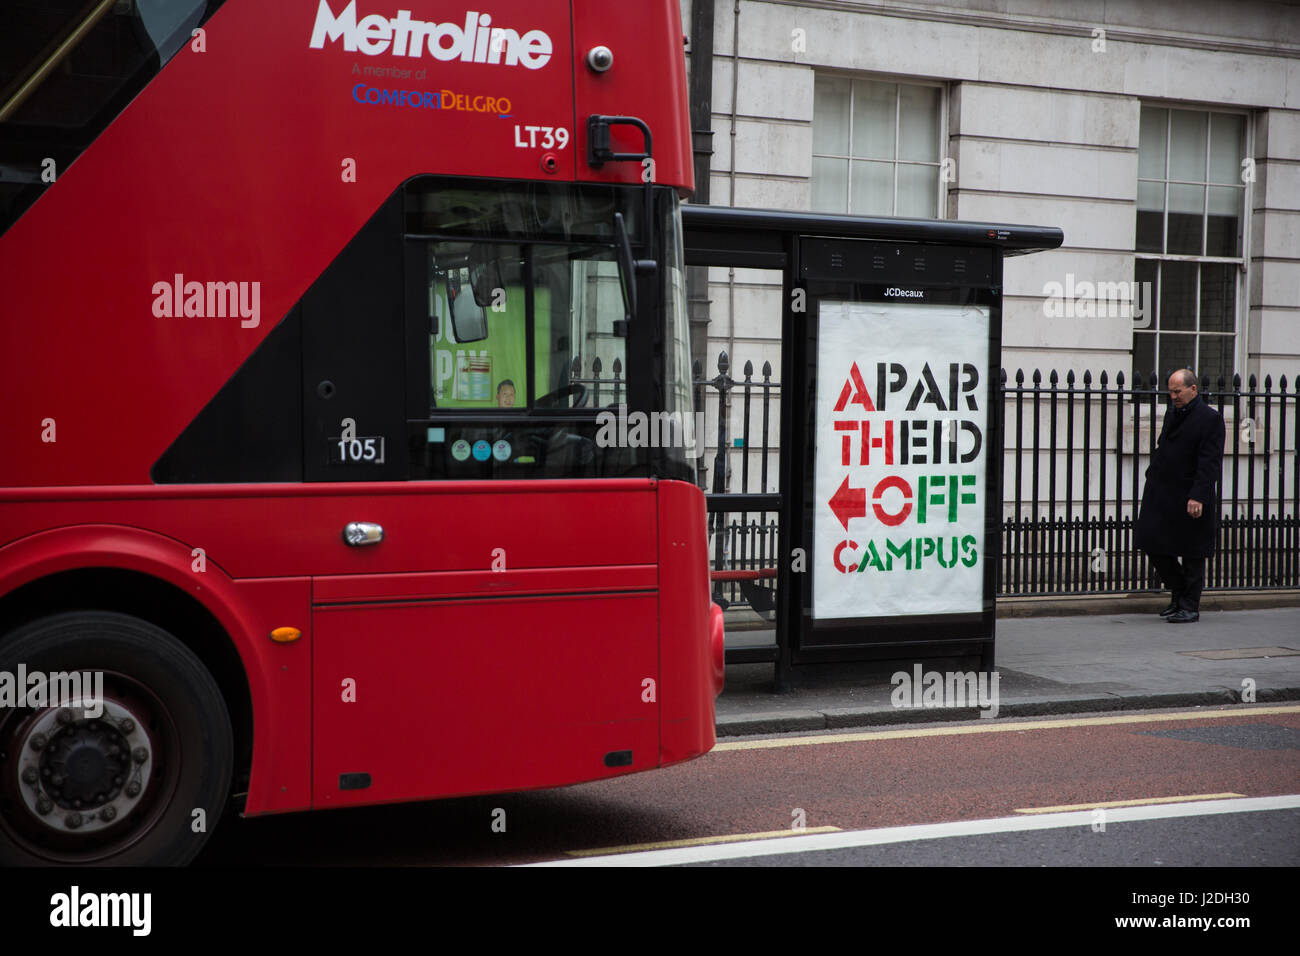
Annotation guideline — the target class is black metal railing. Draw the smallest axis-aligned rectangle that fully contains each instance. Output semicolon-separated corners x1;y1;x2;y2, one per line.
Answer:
1000;369;1298;596
569;355;623;407
693;355;1298;608
693;352;781;613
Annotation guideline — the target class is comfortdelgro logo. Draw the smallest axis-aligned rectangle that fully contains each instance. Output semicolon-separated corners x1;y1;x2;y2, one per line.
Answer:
309;0;553;69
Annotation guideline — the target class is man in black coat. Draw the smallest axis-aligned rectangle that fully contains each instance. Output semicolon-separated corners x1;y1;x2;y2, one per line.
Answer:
1135;369;1225;623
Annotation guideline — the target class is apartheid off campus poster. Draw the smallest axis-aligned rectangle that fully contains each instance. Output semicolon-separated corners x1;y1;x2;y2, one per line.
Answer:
813;301;990;619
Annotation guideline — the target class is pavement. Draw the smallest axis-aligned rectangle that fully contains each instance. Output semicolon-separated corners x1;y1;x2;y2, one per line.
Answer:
716;605;1300;736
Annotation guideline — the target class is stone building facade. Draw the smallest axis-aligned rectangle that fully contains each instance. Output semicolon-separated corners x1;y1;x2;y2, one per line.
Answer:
682;0;1299;500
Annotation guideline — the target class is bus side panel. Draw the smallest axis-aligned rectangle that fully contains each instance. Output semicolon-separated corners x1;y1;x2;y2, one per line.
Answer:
571;0;694;193
0;481;658;578
1;481;661;815
309;486;662;807
656;481;717;766
220;577;314;816
312;593;659;807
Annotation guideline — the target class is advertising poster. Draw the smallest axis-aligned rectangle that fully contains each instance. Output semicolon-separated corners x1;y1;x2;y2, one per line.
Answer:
813;300;990;620
431;287;551;408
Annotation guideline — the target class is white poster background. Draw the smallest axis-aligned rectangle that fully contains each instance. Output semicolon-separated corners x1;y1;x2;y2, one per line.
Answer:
813;301;990;619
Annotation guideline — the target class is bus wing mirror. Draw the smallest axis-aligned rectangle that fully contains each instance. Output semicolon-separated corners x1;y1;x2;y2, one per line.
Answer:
446;270;488;343
468;244;504;309
613;212;657;331
614;212;637;324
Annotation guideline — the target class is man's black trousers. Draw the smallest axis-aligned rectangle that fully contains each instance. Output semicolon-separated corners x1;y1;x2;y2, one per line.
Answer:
1147;552;1206;612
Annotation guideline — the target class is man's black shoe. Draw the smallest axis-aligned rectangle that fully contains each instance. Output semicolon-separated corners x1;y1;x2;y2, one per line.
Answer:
1159;602;1180;617
1167;609;1199;623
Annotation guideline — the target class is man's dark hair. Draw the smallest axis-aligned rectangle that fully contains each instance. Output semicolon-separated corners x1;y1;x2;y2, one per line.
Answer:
497;379;515;393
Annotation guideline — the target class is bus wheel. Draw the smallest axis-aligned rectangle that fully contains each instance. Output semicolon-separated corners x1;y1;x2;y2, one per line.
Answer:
0;611;233;866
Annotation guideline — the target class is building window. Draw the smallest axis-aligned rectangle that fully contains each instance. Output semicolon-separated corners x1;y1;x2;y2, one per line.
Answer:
811;76;943;218
1134;106;1246;385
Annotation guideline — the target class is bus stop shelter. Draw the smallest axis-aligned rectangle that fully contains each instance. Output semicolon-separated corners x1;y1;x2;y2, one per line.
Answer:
682;205;1063;688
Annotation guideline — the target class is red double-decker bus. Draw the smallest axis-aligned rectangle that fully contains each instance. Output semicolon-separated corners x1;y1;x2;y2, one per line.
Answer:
0;0;723;865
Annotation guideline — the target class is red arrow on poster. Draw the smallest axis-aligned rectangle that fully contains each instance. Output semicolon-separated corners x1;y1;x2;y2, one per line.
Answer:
829;475;867;530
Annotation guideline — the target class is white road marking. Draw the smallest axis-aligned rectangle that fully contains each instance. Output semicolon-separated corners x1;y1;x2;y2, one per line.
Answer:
565;826;840;856
521;794;1300;867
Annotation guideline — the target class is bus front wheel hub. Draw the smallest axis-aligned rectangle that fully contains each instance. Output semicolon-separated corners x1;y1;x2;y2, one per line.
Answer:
14;697;155;836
